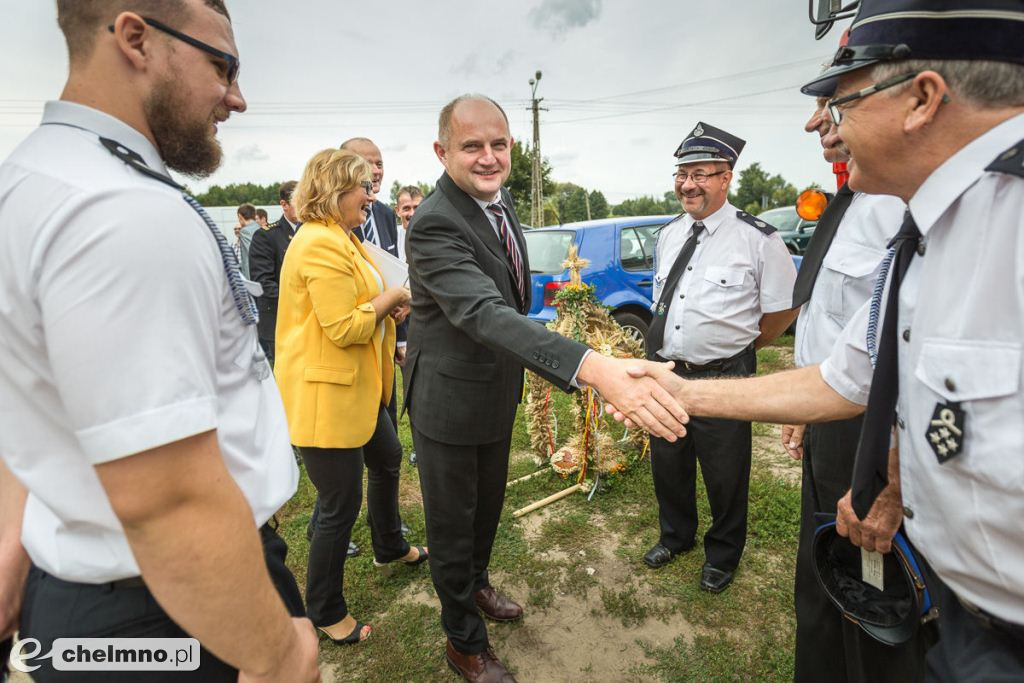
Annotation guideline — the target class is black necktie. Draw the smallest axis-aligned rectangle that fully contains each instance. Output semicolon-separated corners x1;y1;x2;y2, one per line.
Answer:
850;212;921;519
791;183;855;308
646;222;705;359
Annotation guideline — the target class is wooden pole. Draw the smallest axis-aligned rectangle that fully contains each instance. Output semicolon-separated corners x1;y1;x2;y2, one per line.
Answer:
512;483;582;518
506;469;549;488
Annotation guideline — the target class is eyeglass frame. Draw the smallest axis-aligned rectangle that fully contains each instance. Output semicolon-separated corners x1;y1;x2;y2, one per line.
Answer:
107;16;240;84
827;71;919;124
673;169;727;185
359;181;374;195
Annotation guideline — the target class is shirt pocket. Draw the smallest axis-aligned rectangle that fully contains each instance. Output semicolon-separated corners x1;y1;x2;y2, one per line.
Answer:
820;240;885;322
913;339;1022;487
700;266;748;315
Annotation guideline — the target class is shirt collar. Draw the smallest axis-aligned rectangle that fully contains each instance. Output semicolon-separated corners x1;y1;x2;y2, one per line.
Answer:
910;112;1024;237
42;101;169;176
682;200;733;235
472;192;502;212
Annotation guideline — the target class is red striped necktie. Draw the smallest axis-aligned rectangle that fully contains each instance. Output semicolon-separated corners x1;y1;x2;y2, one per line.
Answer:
487;202;525;304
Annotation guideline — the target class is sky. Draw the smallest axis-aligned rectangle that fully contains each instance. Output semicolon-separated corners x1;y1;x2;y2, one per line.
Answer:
0;0;852;205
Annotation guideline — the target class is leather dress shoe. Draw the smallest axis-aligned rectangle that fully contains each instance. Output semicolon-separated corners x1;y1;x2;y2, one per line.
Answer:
347;541;360;558
700;563;734;593
643;543;678;568
473;586;523;622
446;639;517;682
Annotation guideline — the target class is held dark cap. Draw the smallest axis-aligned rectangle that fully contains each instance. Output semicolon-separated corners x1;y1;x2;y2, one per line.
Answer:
812;517;936;646
802;0;1024;97
672;122;745;168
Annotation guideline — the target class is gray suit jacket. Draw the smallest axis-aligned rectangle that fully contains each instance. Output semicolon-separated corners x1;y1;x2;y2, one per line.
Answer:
404;172;588;446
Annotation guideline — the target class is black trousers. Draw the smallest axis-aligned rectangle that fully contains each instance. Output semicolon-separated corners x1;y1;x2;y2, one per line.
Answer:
412;426;511;655
650;347;755;571
794;418;929;683
299;405;408;627
923;562;1024;682
18;524;303;682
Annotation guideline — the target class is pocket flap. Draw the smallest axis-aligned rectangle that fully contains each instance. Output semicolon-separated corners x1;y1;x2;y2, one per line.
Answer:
914;339;1021;402
437;356;495;382
304;365;355;385
703;266;745;288
822;239;885;278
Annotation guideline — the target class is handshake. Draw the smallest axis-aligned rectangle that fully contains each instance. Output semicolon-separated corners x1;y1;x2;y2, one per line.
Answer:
575;353;689;441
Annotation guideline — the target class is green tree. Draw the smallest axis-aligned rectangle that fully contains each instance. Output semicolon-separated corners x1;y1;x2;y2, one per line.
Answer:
728;162;798;215
611;195;671;217
588;190;610;219
506;141;553;224
195;182;282;205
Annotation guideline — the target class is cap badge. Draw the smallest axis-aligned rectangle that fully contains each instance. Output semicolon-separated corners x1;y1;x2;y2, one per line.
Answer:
693;124;704;137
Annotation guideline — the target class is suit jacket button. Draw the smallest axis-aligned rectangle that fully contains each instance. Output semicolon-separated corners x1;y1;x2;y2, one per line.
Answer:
533;352;540;360
552;360;560;369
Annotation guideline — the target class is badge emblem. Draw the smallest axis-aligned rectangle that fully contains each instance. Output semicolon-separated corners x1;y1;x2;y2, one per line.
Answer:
656;302;667;316
693;124;704;137
926;401;965;464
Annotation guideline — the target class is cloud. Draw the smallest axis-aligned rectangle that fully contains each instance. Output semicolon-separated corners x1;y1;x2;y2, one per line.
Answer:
234;144;270;163
529;0;602;37
451;53;480;76
494;50;518;75
451;49;519;76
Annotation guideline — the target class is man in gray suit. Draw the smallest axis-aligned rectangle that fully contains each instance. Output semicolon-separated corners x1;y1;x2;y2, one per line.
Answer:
405;94;687;682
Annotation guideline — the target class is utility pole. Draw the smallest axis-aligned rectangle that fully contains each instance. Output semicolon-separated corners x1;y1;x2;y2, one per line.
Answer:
528;70;544;227
584;190;592;220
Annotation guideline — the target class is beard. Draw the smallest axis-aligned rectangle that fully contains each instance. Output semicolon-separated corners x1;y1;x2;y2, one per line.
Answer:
144;77;225;178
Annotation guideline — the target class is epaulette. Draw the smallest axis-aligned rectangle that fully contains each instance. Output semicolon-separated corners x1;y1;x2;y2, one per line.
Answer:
736;210;777;235
985;138;1024;177
654;212;686;236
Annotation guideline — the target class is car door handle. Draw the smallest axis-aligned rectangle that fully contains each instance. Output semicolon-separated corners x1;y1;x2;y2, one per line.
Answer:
638;279;653;287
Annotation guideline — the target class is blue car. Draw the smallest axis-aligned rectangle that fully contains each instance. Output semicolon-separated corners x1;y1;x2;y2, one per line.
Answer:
523;216;803;347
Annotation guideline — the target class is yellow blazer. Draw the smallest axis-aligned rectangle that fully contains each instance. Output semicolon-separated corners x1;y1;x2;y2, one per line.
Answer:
274;219;395;448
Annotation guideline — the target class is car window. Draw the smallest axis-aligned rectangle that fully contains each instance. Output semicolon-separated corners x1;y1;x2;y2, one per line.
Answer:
523;230;576;274
758;208;801;232
620;228;648;271
634;224;661;270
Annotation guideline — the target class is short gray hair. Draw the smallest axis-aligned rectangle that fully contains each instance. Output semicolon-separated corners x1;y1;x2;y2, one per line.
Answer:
871;59;1024;109
437;94;510;147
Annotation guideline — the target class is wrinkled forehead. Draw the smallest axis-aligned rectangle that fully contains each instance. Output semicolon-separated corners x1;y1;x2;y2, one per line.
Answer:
675;160;726;174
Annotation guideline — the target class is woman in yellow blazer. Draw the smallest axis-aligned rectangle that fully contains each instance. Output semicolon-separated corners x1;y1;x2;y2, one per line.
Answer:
275;149;426;646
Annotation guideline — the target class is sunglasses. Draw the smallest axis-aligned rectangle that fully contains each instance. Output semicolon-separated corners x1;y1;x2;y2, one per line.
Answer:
108;16;240;84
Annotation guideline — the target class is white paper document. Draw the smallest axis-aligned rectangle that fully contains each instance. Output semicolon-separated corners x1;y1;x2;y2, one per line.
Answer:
362;241;408;288
861;548;885;591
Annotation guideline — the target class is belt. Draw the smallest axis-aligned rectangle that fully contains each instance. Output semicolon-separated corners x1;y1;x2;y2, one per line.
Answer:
672;344;755;375
35;566;146;591
958;596;1024;643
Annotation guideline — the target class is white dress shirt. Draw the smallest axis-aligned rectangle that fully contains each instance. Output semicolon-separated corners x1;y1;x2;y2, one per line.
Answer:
654;201;797;364
794;193;904;367
0;101;298;583
820;113;1024;624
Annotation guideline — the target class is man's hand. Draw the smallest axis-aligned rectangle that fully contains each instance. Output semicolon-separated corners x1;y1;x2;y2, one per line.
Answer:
394;345;407;367
578;354;688;441
238;617;320;683
835;485;903;553
0;458;29;640
605;361;685;429
781;424;805;460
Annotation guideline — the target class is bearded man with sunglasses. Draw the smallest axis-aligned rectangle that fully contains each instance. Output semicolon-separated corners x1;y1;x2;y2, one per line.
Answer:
0;2;318;681
642;122;797;594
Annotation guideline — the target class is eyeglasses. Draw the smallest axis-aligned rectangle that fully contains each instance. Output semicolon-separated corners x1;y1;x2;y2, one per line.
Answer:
108;16;240;84
673;170;726;184
827;72;918;124
360;181;374;195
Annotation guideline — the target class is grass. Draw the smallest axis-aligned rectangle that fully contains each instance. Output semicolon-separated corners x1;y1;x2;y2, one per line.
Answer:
275;342;801;681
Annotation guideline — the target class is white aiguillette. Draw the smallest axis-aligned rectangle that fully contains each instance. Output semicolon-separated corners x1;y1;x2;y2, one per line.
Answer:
361;240;409;288
861;548;885;592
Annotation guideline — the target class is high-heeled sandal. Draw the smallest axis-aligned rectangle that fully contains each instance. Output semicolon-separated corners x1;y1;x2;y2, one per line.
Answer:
317;621;372;645
373;545;429;568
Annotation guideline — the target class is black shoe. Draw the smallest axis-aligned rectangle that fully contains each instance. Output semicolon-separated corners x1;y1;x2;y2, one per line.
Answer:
348;541;360;558
409;451;417;466
643;543;677;569
400;519;411;536
700;563;734;593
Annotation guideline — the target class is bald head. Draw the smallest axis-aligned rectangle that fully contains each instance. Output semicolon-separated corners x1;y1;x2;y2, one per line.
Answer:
437;94;509;148
341;137;383;193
